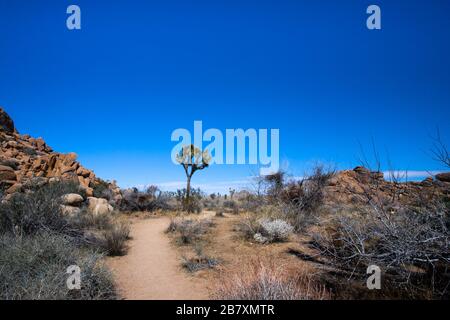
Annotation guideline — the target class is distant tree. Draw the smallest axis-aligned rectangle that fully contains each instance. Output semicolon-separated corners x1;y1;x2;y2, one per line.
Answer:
176;144;211;210
229;188;236;200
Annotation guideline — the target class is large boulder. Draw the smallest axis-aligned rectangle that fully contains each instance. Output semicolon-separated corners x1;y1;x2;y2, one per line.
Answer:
0;107;15;133
87;197;114;215
435;172;450;183
62;193;84;206
0;165;17;181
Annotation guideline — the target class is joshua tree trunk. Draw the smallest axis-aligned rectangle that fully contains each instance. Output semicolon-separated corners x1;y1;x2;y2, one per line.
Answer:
186;175;191;200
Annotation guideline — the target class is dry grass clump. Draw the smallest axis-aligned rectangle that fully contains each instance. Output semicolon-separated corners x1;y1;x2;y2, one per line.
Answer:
182;246;219;273
101;222;130;256
166;218;215;245
214;258;331;300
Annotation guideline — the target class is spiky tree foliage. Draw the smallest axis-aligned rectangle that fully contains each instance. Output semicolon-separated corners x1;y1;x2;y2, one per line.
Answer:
176;144;211;211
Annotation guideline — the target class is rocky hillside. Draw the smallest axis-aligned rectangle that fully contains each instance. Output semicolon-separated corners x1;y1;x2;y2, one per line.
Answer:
324;166;450;206
0;107;121;201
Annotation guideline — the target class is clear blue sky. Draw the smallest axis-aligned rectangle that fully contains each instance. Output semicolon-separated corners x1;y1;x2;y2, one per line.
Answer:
1;1;449;192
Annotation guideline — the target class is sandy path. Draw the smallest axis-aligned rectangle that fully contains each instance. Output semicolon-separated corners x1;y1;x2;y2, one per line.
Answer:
106;217;210;300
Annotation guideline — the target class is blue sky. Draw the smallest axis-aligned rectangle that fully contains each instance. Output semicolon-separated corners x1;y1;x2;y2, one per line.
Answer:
1;0;449;193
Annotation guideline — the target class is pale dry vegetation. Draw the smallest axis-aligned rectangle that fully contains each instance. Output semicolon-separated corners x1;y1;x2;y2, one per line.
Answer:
215;258;330;300
0;181;131;300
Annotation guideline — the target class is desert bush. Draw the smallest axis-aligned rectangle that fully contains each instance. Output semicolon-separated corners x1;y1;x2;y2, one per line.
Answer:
0;232;116;300
176;188;204;213
236;214;266;240
215;210;225;217
182;256;219;272
166;218;214;245
312;201;450;299
223;200;239;214
0;181;81;236
182;246;219;272
67;209;114;231
238;213;293;244
256;219;294;243
215;259;330;300
93;179;113;200
279;165;335;231
119;187;173;212
101;222;130;256
240;192;263;212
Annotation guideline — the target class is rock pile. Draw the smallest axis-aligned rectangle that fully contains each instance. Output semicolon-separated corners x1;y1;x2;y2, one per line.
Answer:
0;107;121;203
324;166;450;205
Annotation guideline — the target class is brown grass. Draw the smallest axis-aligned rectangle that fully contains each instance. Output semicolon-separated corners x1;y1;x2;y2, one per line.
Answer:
214;257;331;300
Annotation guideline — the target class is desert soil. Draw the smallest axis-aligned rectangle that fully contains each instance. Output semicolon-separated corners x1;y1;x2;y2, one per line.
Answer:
106;216;210;300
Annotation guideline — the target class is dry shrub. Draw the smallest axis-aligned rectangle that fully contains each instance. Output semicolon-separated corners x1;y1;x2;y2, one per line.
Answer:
101;222;130;256
215;210;225;217
280;165;335;231
182;246;219;273
0;232;116;300
182;255;219;272
166;218;215;245
68;210;114;231
236;214;265;240
119;186;174;212
0;180;84;236
215;258;331;300
313;201;450;299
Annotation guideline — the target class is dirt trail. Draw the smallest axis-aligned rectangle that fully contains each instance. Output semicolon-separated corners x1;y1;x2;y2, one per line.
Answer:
106;217;210;300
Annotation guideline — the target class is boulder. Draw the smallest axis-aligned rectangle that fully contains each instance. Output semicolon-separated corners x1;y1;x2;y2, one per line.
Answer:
0;165;17;181
87;197;114;215
62;193;84;206
435;172;450;183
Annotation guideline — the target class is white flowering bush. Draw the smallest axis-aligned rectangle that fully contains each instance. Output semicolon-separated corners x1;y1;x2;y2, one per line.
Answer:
258;219;294;243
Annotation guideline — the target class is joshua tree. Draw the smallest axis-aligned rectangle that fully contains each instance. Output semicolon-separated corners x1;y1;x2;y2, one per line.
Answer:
176;144;211;209
229;188;236;200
